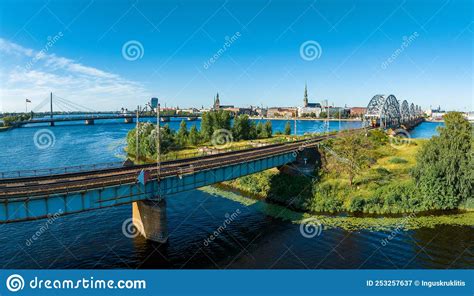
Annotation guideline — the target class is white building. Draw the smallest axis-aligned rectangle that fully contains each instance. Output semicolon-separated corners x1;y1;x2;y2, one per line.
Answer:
297;85;322;117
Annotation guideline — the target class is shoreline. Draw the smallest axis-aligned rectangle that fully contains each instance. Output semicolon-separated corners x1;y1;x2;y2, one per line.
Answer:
250;117;363;122
201;186;474;231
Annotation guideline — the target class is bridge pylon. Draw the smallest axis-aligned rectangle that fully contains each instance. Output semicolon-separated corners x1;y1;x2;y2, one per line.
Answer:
132;199;168;243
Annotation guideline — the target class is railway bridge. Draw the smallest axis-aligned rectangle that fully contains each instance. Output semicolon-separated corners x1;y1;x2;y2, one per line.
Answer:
0;94;424;242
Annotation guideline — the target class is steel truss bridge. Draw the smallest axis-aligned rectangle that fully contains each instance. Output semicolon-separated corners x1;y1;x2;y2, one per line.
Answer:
364;94;424;128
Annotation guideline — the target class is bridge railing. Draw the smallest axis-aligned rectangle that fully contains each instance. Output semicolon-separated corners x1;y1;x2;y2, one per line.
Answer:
0;130;356;180
0;162;124;179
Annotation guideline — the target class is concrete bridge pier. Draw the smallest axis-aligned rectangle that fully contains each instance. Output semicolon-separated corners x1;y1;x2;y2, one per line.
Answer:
132;198;168;243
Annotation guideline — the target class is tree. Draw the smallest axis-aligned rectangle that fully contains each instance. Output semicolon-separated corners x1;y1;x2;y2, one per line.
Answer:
232;114;252;140
412;112;473;209
176;120;189;147
256;122;264;138
327;131;373;186
188;125;200;146
200;110;231;141
200;112;214;141
264;121;273;138
284;121;291;135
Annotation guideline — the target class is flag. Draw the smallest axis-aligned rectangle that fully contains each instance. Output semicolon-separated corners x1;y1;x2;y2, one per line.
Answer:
26;99;31;103
137;169;150;185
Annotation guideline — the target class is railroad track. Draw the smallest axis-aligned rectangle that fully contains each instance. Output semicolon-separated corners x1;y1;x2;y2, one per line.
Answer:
0;128;369;199
0;136;328;199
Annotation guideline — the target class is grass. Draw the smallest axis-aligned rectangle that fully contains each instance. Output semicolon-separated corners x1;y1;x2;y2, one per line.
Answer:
220;138;472;215
201;186;474;231
128;134;307;163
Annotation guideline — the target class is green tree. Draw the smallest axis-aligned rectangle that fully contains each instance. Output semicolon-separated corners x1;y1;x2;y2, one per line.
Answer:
176;120;189;147
264;121;273;138
200;112;214;141
232;114;253;140
256;122;264;138
284;121;291;135
188;125;200;146
200;110;231;141
327;131;373;186
412;112;473;209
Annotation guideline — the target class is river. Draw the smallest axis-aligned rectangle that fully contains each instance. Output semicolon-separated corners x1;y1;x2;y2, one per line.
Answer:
0;119;471;269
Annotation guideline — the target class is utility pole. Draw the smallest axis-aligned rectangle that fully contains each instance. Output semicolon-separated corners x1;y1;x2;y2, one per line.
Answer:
156;103;161;182
136;105;140;161
294;113;297;136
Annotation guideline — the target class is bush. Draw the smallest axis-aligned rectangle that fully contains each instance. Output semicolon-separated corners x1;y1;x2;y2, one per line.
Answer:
388;157;408;164
412;112;473;209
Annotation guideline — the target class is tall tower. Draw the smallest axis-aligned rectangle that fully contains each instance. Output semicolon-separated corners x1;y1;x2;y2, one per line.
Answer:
303;84;308;107
214;92;220;110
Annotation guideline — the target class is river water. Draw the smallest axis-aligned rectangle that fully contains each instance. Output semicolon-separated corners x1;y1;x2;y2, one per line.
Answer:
0;119;471;269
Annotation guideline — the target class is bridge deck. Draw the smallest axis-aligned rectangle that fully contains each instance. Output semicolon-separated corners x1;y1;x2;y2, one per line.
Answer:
0;136;329;200
14;114;199;125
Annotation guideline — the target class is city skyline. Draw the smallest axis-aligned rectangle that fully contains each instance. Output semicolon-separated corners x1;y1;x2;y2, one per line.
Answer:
0;0;472;112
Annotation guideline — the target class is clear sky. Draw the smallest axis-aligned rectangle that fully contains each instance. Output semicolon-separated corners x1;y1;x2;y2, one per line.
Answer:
0;0;472;112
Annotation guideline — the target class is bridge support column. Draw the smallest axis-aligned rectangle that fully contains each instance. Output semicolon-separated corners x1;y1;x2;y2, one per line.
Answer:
132;199;168;243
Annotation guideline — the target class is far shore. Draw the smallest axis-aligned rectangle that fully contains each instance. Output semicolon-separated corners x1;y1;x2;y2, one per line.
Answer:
250;117;363;122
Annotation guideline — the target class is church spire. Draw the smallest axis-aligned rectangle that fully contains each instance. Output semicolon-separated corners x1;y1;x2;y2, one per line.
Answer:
213;92;220;110
303;83;308;107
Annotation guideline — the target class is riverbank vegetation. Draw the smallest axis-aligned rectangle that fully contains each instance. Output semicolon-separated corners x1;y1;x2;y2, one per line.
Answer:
201;186;474;231
126;110;278;161
224;112;473;215
1;114;32;126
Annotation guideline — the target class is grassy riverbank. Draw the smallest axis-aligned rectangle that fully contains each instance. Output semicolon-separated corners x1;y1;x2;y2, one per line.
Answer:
201;186;474;231
222;134;473;215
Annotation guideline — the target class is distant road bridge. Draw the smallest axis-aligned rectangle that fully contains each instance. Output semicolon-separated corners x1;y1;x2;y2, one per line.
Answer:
10;93;199;127
13;114;199;127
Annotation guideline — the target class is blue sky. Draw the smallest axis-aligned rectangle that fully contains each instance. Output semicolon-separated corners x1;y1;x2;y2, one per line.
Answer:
0;0;472;112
